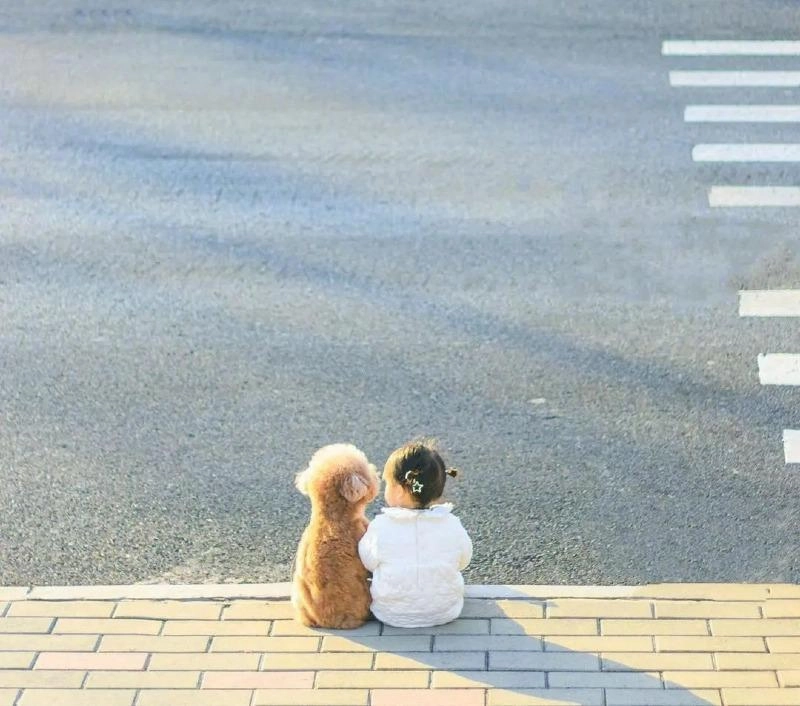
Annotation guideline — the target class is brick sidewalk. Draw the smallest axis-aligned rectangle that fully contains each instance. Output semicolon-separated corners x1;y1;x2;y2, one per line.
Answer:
0;584;798;706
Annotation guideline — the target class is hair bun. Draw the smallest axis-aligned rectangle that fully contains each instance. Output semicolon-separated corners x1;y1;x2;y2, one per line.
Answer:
445;468;458;478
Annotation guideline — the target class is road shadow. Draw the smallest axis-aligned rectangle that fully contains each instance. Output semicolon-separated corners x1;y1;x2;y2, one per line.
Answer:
284;586;719;706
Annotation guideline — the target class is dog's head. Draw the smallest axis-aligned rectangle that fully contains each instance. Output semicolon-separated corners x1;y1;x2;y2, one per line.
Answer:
295;443;379;508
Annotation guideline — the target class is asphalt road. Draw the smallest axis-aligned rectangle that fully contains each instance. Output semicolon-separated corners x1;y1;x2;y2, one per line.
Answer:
1;0;798;586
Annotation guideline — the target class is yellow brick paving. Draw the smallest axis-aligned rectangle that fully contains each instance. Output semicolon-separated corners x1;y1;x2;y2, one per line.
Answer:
0;584;796;705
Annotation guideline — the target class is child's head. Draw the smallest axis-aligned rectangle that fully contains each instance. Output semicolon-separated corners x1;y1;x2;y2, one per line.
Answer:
383;441;457;509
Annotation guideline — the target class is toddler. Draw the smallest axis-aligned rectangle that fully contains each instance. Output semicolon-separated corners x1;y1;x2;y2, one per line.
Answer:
358;441;472;628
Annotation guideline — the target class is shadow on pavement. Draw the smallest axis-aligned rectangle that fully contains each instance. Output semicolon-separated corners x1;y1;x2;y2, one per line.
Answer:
295;587;717;706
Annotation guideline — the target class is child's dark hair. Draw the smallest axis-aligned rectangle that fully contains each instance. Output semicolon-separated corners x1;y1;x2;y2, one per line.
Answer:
385;441;458;508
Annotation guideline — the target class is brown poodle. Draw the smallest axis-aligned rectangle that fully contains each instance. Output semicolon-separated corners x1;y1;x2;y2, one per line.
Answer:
291;443;379;628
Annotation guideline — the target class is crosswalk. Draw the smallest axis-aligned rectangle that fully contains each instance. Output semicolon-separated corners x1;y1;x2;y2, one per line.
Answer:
740;294;800;464
671;71;800;87
709;186;800;207
685;104;800;122
664;39;800;208
663;40;800;55
693;144;800;161
664;39;799;464
739;290;800;316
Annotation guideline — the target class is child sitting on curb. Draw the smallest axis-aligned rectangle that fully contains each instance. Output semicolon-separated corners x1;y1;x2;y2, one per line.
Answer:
358;440;472;628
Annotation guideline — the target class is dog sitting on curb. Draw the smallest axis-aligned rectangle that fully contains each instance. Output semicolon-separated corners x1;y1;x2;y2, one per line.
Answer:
291;443;379;628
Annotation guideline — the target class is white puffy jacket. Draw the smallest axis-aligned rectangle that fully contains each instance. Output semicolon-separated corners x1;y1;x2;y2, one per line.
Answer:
358;503;473;628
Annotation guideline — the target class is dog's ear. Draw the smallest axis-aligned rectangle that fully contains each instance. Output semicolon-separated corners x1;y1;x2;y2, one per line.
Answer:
339;472;369;503
295;468;311;495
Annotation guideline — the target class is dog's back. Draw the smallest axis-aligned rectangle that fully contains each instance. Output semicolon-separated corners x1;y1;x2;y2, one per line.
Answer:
292;518;371;629
291;443;378;629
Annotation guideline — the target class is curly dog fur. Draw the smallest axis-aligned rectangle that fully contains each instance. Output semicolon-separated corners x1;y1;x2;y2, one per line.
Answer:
291;443;379;628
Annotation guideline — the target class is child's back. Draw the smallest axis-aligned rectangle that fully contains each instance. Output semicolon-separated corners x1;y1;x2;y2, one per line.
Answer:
358;441;472;628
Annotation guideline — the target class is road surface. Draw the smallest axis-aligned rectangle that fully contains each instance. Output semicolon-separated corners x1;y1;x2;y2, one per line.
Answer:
1;0;798;585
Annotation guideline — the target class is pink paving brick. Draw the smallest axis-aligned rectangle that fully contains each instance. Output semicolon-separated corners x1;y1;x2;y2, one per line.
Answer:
34;652;148;670
371;690;485;706
201;671;314;689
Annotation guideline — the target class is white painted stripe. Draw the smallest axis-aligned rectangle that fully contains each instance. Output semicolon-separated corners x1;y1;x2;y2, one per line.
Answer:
671;71;800;87
685;105;800;122
709;186;800;207
784;430;800;464
758;354;800;385
694;144;800;162
662;40;800;56
739;290;800;317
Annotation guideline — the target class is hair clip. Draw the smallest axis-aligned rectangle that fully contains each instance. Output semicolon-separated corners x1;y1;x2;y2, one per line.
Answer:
404;470;424;495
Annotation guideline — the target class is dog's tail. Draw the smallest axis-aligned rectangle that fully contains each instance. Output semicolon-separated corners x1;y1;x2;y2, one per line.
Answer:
293;576;321;627
291;545;322;626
